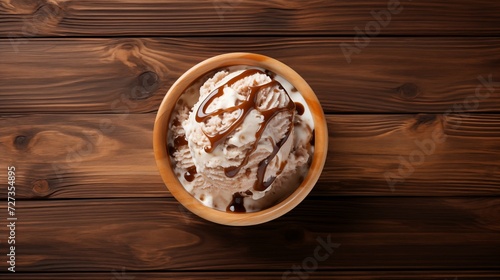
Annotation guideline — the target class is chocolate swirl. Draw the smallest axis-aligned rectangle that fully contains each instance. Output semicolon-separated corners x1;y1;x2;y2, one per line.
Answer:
195;69;295;191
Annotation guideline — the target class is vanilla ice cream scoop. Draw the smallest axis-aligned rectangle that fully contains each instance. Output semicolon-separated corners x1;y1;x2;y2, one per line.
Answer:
168;66;314;213
184;69;295;199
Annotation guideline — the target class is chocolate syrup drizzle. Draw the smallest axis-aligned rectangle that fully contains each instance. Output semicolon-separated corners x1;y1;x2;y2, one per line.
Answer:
195;69;295;192
184;165;197;182
294;102;305;116
227;193;246;213
168;133;196;182
174;135;188;147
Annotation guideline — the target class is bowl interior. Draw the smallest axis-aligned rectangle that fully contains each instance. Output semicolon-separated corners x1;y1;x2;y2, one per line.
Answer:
153;53;328;226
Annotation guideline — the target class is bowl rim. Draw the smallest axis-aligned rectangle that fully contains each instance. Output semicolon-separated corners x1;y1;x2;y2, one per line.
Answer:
153;52;328;226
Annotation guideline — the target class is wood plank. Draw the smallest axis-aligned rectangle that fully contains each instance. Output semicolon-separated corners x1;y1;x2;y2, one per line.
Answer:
1;38;500;114
0;114;499;199
0;198;499;271
3;271;500;279
0;114;164;198
1;0;499;36
326;114;500;194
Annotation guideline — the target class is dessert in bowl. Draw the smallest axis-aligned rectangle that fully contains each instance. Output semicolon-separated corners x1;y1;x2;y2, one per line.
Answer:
154;53;327;226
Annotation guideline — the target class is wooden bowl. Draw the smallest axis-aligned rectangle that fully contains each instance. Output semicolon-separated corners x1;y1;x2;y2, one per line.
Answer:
153;53;328;226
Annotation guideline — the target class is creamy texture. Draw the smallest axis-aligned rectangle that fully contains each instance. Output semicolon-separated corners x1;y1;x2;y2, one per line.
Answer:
168;66;314;212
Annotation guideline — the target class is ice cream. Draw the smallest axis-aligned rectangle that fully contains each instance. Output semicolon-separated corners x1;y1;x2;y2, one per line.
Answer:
168;66;314;212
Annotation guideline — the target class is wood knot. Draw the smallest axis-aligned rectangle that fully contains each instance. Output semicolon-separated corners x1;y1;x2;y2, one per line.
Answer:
32;179;50;194
121;43;136;50
32;3;64;27
129;71;160;100
411;114;437;130
14;135;29;149
396;83;420;99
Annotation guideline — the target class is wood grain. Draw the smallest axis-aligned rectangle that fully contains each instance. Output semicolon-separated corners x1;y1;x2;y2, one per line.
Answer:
0;114;164;198
0;198;499;271
1;38;500;114
1;1;498;278
1;0;499;36
3;271;500;279
1;114;499;199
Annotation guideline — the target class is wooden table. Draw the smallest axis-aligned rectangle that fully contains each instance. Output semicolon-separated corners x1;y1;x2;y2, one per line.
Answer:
1;1;500;279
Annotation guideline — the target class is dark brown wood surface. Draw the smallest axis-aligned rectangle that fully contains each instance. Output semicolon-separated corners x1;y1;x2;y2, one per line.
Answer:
1;0;500;36
1;114;499;198
1;198;499;271
5;271;500;280
1;1;499;279
2;38;500;113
